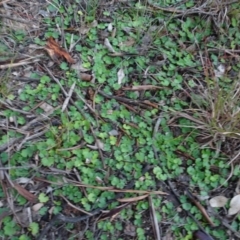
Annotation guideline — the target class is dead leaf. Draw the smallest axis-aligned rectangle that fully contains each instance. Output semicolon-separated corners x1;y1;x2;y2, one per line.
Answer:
109;129;119;136
32;203;44;212
214;64;225;78
45;37;76;64
39;102;54;113
209;196;228;208
107;23;113;32
228;194;240;215
14;208;30;227
119;37;135;47
71;60;90;72
80;73;92;81
13;183;37;203
117;194;149;202
124;222;136;237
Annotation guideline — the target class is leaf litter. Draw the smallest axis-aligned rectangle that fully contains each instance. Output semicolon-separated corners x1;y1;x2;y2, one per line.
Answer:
0;0;240;239
45;37;76;64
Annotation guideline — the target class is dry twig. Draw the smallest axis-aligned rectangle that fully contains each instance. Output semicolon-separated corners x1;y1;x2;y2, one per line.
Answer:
0;13;31;24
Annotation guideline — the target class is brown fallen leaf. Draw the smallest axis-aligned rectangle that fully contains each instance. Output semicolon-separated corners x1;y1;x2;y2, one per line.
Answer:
80;73;92;81
45;37;76;64
13;183;37;203
124;222;136;237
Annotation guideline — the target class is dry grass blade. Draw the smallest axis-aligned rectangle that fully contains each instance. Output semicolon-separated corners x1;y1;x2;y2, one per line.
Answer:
149;195;161;240
170;76;240;165
61;82;76;112
0;56;43;69
34;177;168;195
61;195;93;216
100;203;130;220
171;111;206;126
186;190;215;227
122;85;163;91
117;194;149;202
0;137;23;152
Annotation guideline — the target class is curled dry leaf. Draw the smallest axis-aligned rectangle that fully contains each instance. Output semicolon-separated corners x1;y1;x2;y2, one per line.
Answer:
228;194;240;215
45;37;76;64
209;196;228;208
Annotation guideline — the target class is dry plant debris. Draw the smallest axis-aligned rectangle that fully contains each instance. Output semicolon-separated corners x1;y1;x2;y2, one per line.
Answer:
0;0;240;239
45;37;76;64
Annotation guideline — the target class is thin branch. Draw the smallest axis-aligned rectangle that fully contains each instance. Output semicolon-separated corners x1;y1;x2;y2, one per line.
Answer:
0;13;31;24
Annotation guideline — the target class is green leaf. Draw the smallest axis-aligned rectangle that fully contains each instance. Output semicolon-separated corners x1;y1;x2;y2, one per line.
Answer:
38;193;49;203
4;221;17;236
41;157;54;167
28;222;39;236
60;62;69;70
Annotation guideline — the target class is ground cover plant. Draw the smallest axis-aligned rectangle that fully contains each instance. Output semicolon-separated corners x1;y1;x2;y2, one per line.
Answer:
0;0;240;239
